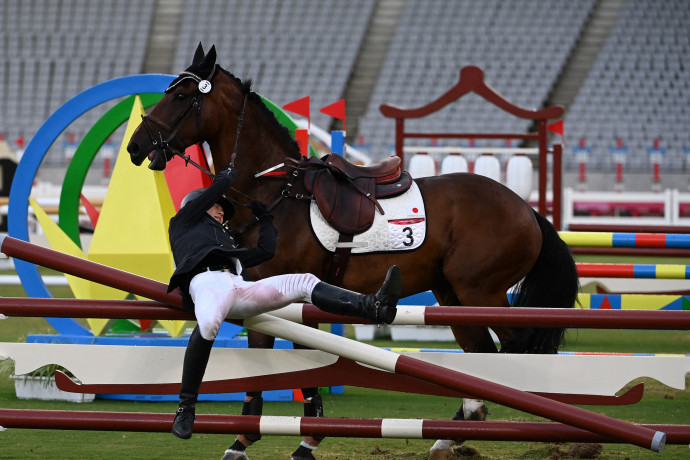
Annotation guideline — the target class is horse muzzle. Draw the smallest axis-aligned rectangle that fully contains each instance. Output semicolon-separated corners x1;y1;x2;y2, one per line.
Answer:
127;141;168;170
127;140;147;166
147;150;168;170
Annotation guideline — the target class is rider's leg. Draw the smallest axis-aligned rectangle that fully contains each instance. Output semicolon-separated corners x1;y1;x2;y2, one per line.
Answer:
171;324;214;439
226;266;402;324
171;272;243;440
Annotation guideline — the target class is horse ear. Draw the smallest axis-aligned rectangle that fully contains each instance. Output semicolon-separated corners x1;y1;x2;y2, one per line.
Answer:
207;45;217;64
204;45;217;68
198;45;217;78
192;42;205;65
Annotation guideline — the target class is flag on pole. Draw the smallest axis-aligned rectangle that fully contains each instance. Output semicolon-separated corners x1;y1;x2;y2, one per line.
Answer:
295;129;309;158
283;96;310;129
320;99;346;131
547;120;565;145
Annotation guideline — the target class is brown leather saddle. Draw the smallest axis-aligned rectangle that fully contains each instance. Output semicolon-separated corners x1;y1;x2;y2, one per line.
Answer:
303;154;412;234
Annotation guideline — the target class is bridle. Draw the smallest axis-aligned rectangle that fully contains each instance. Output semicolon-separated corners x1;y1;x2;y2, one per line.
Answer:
139;64;248;177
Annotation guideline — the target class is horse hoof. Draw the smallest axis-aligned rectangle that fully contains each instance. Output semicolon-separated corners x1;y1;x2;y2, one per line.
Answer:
428;449;454;460
463;399;489;421
466;403;489;421
220;449;249;460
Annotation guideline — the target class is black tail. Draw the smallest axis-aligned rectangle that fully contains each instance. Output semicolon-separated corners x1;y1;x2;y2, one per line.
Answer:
503;211;579;354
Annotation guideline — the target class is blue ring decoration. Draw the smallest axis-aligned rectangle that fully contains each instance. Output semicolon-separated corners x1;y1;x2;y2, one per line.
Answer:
8;74;174;335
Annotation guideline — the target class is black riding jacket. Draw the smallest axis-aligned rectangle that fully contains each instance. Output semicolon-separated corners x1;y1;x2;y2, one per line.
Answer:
167;170;278;311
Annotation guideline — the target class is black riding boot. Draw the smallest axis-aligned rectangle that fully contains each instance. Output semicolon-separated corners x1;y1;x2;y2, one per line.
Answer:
172;325;214;439
310;265;402;324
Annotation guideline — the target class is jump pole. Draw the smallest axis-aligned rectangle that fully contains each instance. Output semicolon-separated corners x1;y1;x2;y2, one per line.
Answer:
1;409;688;444
571;247;690;258
568;224;690;234
0;235;666;452
560;231;690;249
577;262;690;279
2;298;690;330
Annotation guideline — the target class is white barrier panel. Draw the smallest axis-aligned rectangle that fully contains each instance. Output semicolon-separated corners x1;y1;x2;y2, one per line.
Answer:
474;154;500;182
408;152;436;178
562;188;680;228
506;154;533;200
440;154;468;174
671;189;690;225
1;342;688;397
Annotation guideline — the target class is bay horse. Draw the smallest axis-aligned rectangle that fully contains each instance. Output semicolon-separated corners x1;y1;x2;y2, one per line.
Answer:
127;44;578;459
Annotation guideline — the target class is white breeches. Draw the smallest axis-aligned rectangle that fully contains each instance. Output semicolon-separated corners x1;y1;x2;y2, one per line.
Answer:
189;271;319;340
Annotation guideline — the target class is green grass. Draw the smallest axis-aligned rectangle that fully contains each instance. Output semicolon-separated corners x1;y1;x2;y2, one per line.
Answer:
0;377;688;459
1;261;689;459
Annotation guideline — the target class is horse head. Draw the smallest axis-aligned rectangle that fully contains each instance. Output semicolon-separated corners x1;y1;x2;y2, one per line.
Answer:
127;43;235;170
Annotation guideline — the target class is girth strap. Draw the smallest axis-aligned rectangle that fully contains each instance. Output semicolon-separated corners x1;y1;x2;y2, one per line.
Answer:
326;234;354;287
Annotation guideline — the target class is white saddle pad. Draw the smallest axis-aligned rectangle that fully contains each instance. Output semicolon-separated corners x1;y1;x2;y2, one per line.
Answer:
309;180;426;253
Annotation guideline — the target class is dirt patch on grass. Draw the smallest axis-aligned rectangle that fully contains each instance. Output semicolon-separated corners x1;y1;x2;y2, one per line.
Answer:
518;442;603;459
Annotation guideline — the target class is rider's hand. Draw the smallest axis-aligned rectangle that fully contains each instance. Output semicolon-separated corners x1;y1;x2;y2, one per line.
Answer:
218;165;239;183
250;200;271;219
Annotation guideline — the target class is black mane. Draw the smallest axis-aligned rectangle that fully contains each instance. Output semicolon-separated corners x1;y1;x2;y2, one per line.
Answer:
219;67;300;157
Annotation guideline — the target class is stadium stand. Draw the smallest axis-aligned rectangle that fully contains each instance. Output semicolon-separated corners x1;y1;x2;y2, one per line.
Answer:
564;0;690;173
357;0;596;160
0;0;154;164
0;0;688;179
171;0;375;131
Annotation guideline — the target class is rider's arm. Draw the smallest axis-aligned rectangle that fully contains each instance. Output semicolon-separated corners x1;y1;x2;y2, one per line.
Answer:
234;202;277;268
174;167;237;225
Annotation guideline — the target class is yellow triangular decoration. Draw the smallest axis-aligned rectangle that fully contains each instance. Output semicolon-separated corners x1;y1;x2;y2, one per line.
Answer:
87;95;181;336
28;198;117;335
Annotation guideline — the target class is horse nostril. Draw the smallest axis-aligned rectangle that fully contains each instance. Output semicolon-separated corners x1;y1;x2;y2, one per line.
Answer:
127;142;139;155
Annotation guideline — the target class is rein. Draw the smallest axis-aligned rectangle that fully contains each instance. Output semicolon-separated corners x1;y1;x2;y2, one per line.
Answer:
229;160;313;236
229;94;247;168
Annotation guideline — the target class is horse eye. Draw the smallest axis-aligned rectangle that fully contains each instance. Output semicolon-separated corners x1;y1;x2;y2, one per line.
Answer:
175;92;187;101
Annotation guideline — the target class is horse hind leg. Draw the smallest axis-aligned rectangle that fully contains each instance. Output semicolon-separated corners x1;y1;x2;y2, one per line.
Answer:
428;398;490;459
427;289;497;460
442;288;501;419
222;331;274;458
291;331;326;458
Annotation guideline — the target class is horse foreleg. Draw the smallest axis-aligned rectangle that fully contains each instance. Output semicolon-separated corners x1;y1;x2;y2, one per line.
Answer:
290;325;325;458
224;330;277;458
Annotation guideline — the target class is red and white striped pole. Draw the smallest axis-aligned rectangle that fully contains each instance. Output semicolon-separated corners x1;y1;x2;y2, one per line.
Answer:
0;235;667;452
2;298;689;330
0;409;688;444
